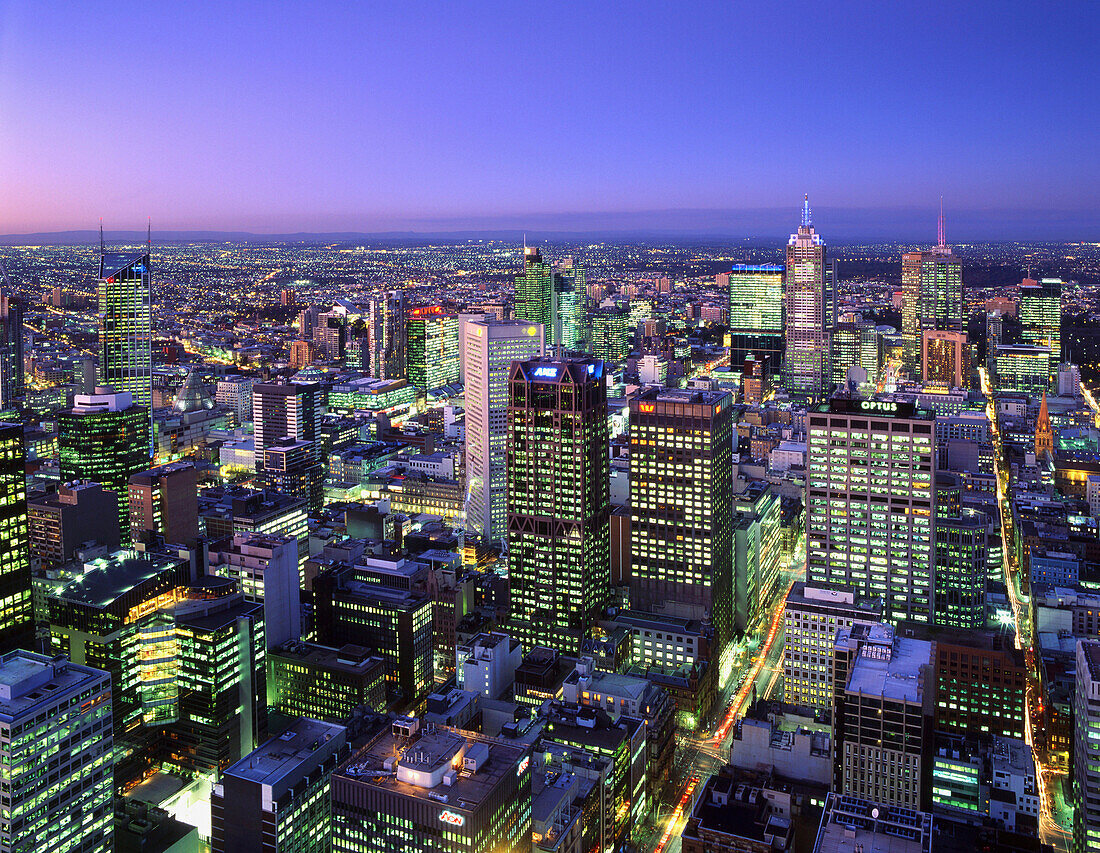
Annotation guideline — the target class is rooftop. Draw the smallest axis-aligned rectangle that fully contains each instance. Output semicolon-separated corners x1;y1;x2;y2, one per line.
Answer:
0;651;109;723
843;626;931;704
813;794;932;853
54;548;188;608
223;717;346;792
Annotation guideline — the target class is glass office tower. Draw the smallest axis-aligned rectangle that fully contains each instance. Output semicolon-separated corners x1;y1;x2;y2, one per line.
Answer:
99;250;152;425
1019;278;1062;383
506;357;610;654
406;307;460;390
728;264;784;373
0;423;32;653
784;197;827;400
515;246;555;337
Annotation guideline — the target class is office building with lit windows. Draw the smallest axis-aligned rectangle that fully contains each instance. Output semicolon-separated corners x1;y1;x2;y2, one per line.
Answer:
331;719;532;853
994;344;1051;394
253;380;324;513
918;248;963;336
921;329;968;388
830;320;881;388
0;651;114;853
0;293;24;408
407;307;459;391
268;640;388;721
128;460;200;546
212;717;351;853
208;532;301;648
629;388;734;648
200;487;310;582
783;582;882;711
506;358;611;655
831;622;933;810
932;512;987;630
931;628;1026;740
515;248;585;350
785;197;827;400
57;389;151;534
0;424;32;654
98;249;153;429
1074;639;1100;853
588;305;632;363
367;291;407;380
1019;278;1062;382
463;320;544;544
727;264;784;374
515;246;555;339
806;398;936;624
732;482;782;633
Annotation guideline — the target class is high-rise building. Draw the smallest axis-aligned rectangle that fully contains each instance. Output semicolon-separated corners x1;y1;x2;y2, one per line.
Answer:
730;264;784;371
253;381;323;514
782;582;883;711
732;482;782;632
831;622;933;810
216;375;256;426
331;721;532;853
806;398;936;624
515;246;554;338
506;357;610;654
921;329;968;388
994;345;1051;394
0;293;24;408
267;641;388;721
629;388;734;647
0;651;114;853
406;307;460;390
588;305;632;363
1019;277;1062;383
0;424;31;654
932;511;987;630
128;460;199;546
784;196;827;400
919;249;964;336
901;249;930;374
555;256;587;350
98;247;153;431
930;628;1026;740
28;481;120;570
1074;639;1100;853
367;291;407;380
57;388;151;533
830;320;881;388
462;320;544;544
208;532;301;648
212;717;351;853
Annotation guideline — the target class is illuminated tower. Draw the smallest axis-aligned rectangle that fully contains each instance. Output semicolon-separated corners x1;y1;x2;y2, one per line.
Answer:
506;357;610;654
901;250;929;374
462;320;544;544
367;291;407;379
1019;278;1062;384
406;307;460;390
0;423;32;653
1036;391;1054;459
728;264;784;374
253;380;324;514
98;228;153;430
784;196;827;400
629;388;734;649
515;245;555;342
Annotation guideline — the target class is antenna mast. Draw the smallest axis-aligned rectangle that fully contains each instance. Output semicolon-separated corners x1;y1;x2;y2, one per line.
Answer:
937;197;946;250
99;219;105;254
147;217;152;254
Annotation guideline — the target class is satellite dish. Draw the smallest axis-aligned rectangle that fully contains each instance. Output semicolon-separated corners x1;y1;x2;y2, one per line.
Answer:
871;807;880;819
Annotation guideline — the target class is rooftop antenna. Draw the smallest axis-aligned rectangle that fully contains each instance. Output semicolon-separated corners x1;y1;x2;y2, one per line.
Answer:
801;194;812;229
937;196;946;250
147;217;152;254
99;219;105;255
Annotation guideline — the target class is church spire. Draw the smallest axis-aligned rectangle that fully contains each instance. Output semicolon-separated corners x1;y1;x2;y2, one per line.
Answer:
1035;391;1053;459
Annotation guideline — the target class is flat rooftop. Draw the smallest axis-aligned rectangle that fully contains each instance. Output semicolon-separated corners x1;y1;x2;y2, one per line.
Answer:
0;651;108;722
224;718;346;788
55;549;187;608
846;635;931;704
814;794;932;853
615;609;704;636
337;725;524;812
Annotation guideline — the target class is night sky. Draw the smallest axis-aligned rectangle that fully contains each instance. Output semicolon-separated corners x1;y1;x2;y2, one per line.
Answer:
0;1;1096;238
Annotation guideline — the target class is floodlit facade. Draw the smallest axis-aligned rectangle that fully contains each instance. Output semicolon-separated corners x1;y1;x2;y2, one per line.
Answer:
728;264;784;374
784;197;827;400
98;250;152;427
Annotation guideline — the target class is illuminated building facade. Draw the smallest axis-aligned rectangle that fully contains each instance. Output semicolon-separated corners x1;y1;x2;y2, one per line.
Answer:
806;398;936;624
28;480;120;570
367;291;407;380
253;381;324;514
128;460;200;546
57;389;151;533
462;320;544;544
407;307;459;391
588;305;632;363
0;651;113;853
0;294;24;408
515;246;554;338
901;250;929;374
506;358;610;655
98;250;153;430
0;424;32;654
921;329;968;388
830;320;881;388
629;388;734;648
267;640;388;721
1019;277;1061;383
784;197;827;400
728;264;784;374
994;345;1051;394
918;249;964;336
932;512;987;630
331;722;532;853
1074;640;1100;853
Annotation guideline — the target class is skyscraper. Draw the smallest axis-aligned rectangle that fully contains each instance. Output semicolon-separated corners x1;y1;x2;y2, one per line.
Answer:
406;306;460;390
1075;639;1100;853
462;319;544;544
506;357;610;654
1019;277;1062;384
252;381;324;514
806;398;936;623
367;291;407;379
0;651;114;853
98;241;153;429
784;196;827;400
128;460;200;546
727;264;784;373
57;388;151;533
901;249;929;374
515;245;554;337
0;423;31;654
629;388;734;648
555;256;587;350
588;305;632;363
0;292;24;409
921;329;968;388
902;208;965;376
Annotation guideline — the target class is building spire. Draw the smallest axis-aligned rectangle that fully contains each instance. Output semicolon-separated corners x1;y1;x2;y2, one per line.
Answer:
1035;391;1053;459
937;196;946;250
147;217;152;254
802;194;812;229
99;218;105;255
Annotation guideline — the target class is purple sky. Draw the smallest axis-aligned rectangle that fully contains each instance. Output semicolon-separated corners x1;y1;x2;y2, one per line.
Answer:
0;1;1097;238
